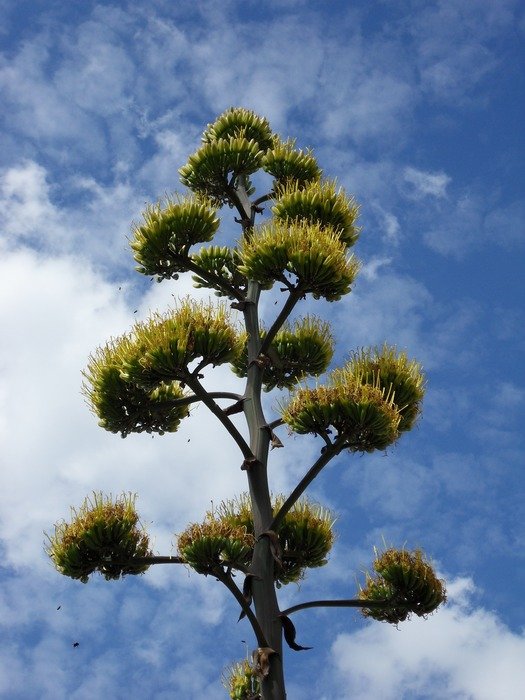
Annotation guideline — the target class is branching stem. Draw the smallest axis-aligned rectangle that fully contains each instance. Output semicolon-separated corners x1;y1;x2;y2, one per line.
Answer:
260;287;304;357
270;440;344;532
216;570;269;648
280;598;394;616
186;376;253;460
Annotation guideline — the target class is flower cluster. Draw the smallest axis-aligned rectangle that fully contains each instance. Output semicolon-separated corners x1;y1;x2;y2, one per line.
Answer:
46;493;151;583
359;547;447;624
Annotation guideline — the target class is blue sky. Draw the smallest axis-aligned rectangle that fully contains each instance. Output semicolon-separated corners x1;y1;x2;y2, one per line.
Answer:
0;0;524;698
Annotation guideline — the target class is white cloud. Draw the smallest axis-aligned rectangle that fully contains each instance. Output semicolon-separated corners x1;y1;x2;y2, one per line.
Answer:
403;166;451;199
360;256;393;281
0;161;64;242
327;576;525;700
0;246;257;575
0;160;140;268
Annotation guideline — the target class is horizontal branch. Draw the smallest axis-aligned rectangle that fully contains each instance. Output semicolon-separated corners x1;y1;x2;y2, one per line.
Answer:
167;391;243;408
280;598;394;617
267;418;284;430
104;555;184;566
252;192;273;208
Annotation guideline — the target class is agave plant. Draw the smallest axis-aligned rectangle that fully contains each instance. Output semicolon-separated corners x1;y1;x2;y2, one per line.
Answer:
48;107;445;700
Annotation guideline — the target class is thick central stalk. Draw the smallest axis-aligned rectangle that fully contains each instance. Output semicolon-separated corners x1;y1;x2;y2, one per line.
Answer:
243;280;286;700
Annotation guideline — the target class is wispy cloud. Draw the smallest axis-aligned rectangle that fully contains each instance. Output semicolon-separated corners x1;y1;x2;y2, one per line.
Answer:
403;166;451;199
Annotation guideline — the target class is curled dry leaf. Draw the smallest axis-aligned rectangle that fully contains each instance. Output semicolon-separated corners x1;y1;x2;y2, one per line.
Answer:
238;573;257;621
253;647;277;678
279;614;313;651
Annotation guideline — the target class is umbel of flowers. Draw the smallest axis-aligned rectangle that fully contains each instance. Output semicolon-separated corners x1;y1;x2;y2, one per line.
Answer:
48;107;445;700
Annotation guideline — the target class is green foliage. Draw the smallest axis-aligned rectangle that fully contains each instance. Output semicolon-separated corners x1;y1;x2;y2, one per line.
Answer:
46;493;151;583
262;137;322;190
238;220;359;300
272;180;360;247
359;548;447;623
231;315;334;391
130;195;219;280
181;494;336;586
281;371;401;451
339;345;425;431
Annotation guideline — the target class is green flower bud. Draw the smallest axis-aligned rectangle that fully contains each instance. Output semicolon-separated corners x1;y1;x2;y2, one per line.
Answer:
231;315;334;391
191;245;247;298
262;137;322;189
202;107;274;152
130;195;219;281
83;340;189;437
359;547;447;623
339;345;425;432
45;493;151;583
238;220;360;301
179;136;264;205
272;180;360;247
281;377;400;452
177;520;254;575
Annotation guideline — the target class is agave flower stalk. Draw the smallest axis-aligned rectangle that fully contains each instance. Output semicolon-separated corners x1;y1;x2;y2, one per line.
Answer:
47;107;446;700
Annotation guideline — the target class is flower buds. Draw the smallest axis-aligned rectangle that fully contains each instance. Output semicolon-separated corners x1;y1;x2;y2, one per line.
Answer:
262;137;321;189
359;547;447;624
45;493;151;583
272;179;360;247
130;196;219;281
231;315;334;391
239;220;360;300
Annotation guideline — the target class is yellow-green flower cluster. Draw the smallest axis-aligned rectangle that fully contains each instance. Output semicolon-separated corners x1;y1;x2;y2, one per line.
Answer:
46;493;151;583
177;519;255;575
359;548;447;623
83;342;189;437
201;107;275;151
205;494;336;585
272;180;360;247
275;497;336;584
122;301;245;384
336;345;425;432
83;300;244;436
281;345;424;449
191;245;247;298
262;137;322;189
281;379;400;452
130;195;219;280
231;315;334;391
222;659;261;700
179;107;323;208
238;220;359;300
179;136;264;205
